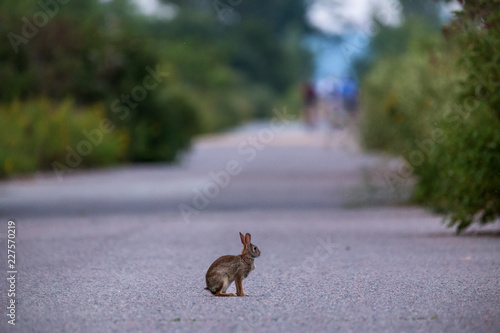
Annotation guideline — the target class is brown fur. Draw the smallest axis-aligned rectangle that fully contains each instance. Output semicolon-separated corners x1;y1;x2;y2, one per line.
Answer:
205;232;261;297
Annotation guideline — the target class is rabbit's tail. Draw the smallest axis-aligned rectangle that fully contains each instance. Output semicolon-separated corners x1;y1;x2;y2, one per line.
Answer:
205;287;216;295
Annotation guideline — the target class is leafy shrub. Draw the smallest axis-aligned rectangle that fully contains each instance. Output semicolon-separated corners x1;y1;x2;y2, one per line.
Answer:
418;106;500;232
128;90;201;162
0;0;313;177
360;7;500;232
360;30;460;155
418;0;500;231
0;99;126;178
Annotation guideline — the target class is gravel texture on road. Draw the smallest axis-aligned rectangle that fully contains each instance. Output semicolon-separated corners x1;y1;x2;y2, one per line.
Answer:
0;123;499;333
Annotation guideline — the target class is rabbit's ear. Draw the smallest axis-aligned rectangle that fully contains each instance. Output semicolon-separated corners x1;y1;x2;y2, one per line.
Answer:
239;232;245;245
245;233;251;245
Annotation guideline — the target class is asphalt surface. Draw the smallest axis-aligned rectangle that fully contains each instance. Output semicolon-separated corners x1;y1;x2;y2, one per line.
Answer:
0;122;499;333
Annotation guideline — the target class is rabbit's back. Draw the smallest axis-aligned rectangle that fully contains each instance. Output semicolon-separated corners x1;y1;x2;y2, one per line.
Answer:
205;255;250;288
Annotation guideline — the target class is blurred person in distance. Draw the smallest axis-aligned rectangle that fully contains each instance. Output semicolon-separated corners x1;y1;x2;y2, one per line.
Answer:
342;76;359;119
301;80;318;128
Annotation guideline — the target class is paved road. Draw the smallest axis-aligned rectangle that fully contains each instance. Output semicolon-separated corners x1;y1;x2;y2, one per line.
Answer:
0;122;499;333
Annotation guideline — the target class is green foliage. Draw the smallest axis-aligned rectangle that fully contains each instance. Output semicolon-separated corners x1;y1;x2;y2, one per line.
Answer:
0;0;314;177
360;21;457;153
129;90;202;162
420;108;500;232
421;0;500;231
353;1;442;77
0;99;126;178
399;0;441;24
230;0;313;93
149;1;312;120
360;2;500;232
0;0;155;103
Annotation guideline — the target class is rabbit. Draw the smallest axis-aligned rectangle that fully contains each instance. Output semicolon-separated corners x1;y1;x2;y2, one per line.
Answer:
205;232;261;296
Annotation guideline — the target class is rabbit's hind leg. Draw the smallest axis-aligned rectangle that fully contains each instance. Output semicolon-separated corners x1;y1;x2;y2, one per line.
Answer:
215;275;236;297
235;277;248;296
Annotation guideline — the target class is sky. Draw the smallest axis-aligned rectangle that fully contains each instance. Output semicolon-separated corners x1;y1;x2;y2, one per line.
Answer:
133;0;461;80
307;0;402;35
133;0;161;15
132;0;177;18
305;0;404;79
132;0;402;79
307;0;462;80
133;0;402;32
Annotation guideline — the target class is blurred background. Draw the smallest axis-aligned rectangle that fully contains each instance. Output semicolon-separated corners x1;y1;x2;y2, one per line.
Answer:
0;0;499;231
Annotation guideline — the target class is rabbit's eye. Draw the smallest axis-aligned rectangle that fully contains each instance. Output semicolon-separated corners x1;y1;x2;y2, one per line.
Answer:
253;246;257;251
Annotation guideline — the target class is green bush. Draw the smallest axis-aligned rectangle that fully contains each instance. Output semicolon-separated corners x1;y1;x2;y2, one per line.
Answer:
0;99;126;178
128;90;201;162
417;0;500;231
0;0;313;177
360;6;500;232
418;106;500;232
360;30;460;155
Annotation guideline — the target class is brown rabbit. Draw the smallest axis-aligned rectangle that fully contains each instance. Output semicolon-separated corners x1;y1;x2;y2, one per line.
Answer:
205;232;261;296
